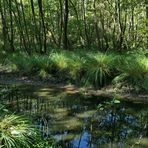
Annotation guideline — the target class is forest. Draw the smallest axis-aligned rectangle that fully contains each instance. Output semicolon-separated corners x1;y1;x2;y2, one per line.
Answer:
0;0;148;148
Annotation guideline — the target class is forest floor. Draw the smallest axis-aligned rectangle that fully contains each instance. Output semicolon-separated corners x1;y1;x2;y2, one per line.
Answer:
0;67;148;103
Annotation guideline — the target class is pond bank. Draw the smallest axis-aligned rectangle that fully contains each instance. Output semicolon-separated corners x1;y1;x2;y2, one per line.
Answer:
0;71;148;103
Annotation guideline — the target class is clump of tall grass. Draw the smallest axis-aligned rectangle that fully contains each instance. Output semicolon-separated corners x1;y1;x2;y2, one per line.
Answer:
4;53;30;73
67;53;86;82
50;52;68;71
81;52;116;87
2;50;148;91
4;53;51;76
0;105;39;148
113;54;148;91
29;55;51;72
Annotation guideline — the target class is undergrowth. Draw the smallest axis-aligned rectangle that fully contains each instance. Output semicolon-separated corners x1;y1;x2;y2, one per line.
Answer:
1;49;148;92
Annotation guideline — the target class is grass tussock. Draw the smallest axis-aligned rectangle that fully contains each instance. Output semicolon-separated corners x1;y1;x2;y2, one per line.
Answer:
0;105;39;148
2;49;148;92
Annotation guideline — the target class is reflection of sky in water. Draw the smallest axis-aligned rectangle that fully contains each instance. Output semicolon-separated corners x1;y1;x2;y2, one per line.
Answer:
70;131;93;148
51;109;146;148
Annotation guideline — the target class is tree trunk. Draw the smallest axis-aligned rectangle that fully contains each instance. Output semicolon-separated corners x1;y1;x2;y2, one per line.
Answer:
20;0;30;49
0;0;11;51
8;0;15;52
30;0;42;52
14;0;30;54
93;0;101;48
38;0;47;53
63;0;69;49
146;0;148;48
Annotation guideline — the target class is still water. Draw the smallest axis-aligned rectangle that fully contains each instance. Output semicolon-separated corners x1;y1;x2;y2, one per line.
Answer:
0;85;148;148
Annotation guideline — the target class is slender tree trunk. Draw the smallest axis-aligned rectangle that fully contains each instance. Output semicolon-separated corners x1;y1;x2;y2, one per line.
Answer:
117;0;121;33
113;0;117;49
117;0;123;50
69;0;81;46
63;0;69;49
58;0;63;47
146;0;148;23
117;2;127;51
8;0;15;52
38;0;47;54
0;0;8;51
82;0;90;48
93;0;101;48
146;0;148;48
30;0;42;52
131;7;134;41
14;0;30;54
20;0;30;49
100;12;109;50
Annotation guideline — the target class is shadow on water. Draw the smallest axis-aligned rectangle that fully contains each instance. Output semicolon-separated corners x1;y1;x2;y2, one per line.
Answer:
0;84;148;148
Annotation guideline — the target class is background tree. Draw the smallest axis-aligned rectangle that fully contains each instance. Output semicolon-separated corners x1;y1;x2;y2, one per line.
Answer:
0;0;147;53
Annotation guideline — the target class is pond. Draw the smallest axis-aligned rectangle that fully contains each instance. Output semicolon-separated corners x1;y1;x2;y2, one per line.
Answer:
0;84;148;148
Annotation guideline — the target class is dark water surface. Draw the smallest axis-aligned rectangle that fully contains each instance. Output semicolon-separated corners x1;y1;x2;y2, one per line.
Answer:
0;85;148;148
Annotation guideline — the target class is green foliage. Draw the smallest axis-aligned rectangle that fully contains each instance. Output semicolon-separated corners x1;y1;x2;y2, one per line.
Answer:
81;52;118;87
97;97;121;111
38;69;50;79
0;106;39;148
67;53;85;81
2;49;148;92
113;54;148;91
0;0;147;51
50;52;68;71
142;77;148;91
34;138;55;148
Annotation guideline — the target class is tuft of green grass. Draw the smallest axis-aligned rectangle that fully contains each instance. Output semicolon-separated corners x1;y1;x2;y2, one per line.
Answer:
81;52;115;87
68;53;86;81
50;52;68;70
113;54;148;91
1;49;148;91
0;106;39;148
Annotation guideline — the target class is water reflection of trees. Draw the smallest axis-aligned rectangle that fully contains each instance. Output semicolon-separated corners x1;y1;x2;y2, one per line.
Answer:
0;85;147;148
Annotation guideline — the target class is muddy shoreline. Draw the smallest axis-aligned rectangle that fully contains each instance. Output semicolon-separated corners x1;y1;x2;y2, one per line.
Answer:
0;72;148;103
